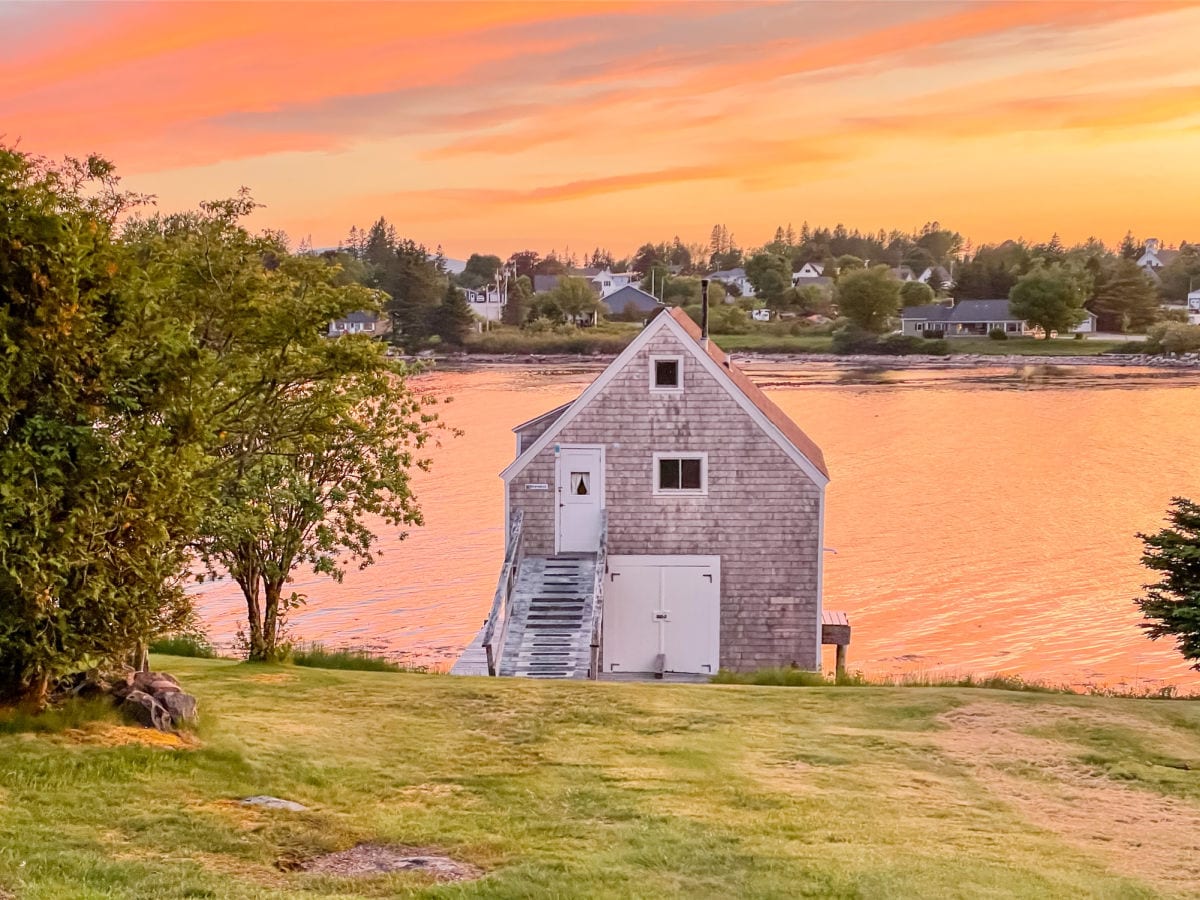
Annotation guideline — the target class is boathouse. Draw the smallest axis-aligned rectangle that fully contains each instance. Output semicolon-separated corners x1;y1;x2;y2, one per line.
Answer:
455;303;848;679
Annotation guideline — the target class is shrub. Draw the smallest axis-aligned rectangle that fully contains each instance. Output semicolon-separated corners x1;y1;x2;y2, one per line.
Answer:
1144;323;1200;355
149;633;218;659
988;327;1007;341
921;328;943;339
1073;331;1084;340
830;323;879;354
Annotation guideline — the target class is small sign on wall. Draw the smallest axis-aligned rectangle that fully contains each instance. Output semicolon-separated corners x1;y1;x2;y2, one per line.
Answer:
525;483;549;491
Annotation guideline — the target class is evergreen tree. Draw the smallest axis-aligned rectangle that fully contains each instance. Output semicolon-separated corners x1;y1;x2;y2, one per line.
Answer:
502;275;532;326
433;281;476;345
1135;498;1200;669
1093;259;1159;332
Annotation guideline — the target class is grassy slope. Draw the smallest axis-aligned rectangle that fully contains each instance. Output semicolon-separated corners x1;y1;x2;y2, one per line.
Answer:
1;659;1198;899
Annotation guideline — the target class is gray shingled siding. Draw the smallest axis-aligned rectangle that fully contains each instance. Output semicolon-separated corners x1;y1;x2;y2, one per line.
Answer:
506;330;823;672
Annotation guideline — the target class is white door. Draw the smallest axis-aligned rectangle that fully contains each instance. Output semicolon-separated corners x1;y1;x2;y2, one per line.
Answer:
604;556;720;675
556;446;603;553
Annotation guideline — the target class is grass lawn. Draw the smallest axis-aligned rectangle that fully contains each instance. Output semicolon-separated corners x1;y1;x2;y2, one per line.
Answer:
2;659;1199;898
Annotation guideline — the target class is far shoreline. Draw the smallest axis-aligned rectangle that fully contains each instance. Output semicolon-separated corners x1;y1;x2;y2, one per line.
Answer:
417;350;1200;372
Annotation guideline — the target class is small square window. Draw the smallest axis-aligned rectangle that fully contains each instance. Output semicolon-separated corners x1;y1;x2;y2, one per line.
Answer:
650;355;683;391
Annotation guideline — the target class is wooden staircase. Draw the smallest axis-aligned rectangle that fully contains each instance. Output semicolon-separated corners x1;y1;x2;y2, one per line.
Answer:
451;510;608;679
498;554;599;678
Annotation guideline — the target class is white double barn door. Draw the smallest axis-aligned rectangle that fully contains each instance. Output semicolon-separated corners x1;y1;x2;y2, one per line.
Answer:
604;556;720;675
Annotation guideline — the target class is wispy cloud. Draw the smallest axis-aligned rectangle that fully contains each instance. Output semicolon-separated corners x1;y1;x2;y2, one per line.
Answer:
3;0;1199;252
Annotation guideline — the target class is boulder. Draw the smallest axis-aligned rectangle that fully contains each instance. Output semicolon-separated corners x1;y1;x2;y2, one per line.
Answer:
239;796;309;812
121;689;173;731
159;690;198;727
132;671;178;692
149;680;181;695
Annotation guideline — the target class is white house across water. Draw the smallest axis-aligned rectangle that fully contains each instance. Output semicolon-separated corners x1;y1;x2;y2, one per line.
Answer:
453;304;848;680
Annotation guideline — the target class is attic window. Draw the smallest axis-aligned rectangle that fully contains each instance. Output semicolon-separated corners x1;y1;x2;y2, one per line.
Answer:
654;453;707;495
650;355;683;392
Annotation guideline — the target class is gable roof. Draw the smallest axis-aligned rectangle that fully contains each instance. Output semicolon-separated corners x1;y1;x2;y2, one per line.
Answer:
901;299;1022;323
601;284;661;314
513;401;572;435
500;307;828;485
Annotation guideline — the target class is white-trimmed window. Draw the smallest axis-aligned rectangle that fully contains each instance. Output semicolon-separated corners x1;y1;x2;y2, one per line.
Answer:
653;453;707;495
649;355;683;392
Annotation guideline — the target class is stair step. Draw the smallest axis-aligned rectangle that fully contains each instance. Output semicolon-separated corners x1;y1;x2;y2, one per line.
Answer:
497;552;599;679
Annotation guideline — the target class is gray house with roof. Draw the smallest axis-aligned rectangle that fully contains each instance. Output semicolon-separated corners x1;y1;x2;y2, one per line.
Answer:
900;300;1026;337
900;299;1096;337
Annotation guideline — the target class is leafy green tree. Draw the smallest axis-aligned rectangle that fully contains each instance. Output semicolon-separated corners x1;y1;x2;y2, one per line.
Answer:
459;253;501;290
745;252;791;301
1157;245;1200;305
833;254;865;276
551;276;605;324
1135;498;1200;668
632;243;665;276
138;196;440;662
433;281;476;345
1092;259;1159;333
0;150;201;705
899;281;935;307
835;266;901;333
506;250;540;279
1008;266;1086;339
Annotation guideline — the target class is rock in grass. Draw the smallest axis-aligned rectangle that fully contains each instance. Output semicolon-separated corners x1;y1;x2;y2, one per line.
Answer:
239;796;309;812
159;691;198;727
120;690;173;731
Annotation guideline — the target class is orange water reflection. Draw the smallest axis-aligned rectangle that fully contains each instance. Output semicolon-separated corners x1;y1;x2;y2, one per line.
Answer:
191;362;1200;691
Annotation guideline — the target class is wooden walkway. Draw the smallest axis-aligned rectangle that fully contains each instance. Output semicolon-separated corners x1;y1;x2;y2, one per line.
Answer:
449;625;490;676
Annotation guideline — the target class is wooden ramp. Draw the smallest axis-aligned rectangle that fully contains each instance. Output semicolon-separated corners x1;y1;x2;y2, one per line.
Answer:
497;554;598;678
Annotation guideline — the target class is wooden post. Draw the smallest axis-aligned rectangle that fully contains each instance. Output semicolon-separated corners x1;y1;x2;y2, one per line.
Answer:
835;644;847;678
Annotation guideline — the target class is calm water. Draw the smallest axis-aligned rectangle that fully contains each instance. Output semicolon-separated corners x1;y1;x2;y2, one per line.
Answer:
192;362;1200;690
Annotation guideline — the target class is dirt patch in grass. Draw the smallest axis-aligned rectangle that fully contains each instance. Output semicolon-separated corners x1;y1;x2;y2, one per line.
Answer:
937;702;1200;895
60;723;196;749
295;844;481;882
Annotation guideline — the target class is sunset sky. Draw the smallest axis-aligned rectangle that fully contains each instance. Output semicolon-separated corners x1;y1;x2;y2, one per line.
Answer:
4;1;1200;259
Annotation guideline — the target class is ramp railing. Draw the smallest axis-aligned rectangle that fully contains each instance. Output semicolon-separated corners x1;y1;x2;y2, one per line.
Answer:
482;510;525;676
587;511;608;680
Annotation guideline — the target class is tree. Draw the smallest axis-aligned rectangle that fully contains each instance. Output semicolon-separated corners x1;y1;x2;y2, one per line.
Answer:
833;254;865;276
632;242;664;276
135;195;442;663
550;276;605;324
899;280;936;308
1092;259;1159;333
458;253;501;290
1008;266;1086;339
835;266;901;333
433;281;476;345
0;151;202;705
1135;498;1200;668
148;205;441;661
744;252;791;301
502;274;532;326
